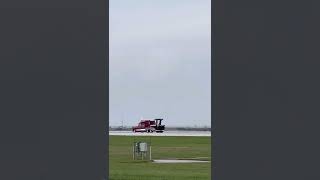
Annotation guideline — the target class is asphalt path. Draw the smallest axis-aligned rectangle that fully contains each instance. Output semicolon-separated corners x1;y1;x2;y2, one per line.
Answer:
152;159;210;163
109;130;211;137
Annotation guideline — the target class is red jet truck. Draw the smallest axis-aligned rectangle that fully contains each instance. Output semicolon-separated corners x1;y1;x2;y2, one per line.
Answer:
132;119;165;133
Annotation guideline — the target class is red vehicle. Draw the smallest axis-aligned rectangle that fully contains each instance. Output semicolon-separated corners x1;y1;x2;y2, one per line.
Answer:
132;118;165;133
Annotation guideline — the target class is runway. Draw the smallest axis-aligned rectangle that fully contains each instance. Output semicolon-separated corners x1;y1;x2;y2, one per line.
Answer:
109;130;211;137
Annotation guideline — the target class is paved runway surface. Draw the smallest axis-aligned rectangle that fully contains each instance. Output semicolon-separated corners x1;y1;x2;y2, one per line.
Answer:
109;131;211;137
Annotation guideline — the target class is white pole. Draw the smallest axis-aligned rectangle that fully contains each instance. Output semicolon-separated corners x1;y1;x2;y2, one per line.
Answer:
133;146;134;160
150;146;152;160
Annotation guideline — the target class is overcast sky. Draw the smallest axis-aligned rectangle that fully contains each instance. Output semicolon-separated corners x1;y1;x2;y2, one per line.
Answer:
109;0;211;127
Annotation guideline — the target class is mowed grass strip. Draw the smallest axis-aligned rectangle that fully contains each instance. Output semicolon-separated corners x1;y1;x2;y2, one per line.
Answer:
109;135;211;180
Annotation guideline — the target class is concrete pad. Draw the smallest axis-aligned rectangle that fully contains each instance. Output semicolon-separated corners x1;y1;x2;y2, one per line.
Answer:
152;159;210;163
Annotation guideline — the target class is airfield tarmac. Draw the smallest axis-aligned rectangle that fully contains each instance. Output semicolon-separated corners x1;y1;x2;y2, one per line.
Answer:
109;130;211;136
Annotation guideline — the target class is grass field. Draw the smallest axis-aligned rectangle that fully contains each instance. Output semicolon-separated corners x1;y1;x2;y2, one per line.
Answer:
109;135;211;180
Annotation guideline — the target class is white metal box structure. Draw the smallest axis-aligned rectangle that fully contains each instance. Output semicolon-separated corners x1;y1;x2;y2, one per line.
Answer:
133;141;151;160
139;142;148;152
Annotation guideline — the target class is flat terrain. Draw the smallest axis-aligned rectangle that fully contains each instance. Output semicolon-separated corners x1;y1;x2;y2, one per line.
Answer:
109;131;211;137
109;135;211;180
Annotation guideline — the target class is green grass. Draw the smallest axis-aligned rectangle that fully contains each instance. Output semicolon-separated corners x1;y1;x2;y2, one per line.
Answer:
109;136;211;180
